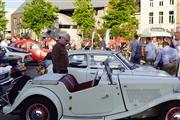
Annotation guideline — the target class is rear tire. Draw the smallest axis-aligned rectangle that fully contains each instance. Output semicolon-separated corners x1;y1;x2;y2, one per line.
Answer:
21;96;58;120
160;102;180;120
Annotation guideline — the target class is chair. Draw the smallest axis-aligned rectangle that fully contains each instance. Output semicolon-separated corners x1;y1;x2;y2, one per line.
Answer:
59;74;100;93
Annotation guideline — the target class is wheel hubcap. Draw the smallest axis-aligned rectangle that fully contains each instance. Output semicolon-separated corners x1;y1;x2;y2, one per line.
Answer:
166;107;180;120
26;103;49;120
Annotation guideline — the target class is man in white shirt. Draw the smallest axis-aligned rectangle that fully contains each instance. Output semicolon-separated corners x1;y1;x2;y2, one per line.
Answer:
173;31;180;76
173;31;180;53
154;41;179;76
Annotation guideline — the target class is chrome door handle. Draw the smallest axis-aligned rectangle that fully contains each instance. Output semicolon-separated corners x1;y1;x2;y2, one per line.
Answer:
101;94;109;99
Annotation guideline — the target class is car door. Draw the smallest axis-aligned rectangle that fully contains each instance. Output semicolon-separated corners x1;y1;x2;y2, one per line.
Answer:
68;54;88;84
70;74;126;116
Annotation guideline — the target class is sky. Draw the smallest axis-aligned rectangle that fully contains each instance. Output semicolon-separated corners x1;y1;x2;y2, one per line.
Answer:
4;0;25;13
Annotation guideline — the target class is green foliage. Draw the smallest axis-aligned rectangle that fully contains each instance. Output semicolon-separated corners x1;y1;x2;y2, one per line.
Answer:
72;0;96;37
22;0;60;39
103;0;138;40
96;28;107;40
0;0;7;32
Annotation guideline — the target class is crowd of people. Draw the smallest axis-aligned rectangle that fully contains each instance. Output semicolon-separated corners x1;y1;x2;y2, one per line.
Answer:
130;31;180;76
1;30;180;76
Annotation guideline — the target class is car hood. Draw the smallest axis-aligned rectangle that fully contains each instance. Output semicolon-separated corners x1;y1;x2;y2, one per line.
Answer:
132;65;170;77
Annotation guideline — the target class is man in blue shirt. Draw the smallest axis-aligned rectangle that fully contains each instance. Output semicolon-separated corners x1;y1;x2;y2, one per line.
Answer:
130;35;142;64
154;41;179;76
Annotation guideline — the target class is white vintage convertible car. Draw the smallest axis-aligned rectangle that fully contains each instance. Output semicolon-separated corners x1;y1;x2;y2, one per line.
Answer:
47;50;170;84
1;57;180;120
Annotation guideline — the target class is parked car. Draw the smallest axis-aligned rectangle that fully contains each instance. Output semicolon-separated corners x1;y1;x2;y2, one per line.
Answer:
0;45;32;63
1;59;180;120
0;65;13;85
1;55;26;78
43;37;56;49
46;50;169;84
11;39;50;61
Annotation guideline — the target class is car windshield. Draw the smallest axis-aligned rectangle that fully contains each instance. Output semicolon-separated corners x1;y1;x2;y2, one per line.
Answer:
116;53;137;70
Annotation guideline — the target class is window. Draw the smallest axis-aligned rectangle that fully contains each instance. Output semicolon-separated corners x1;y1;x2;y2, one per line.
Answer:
149;12;154;24
159;1;163;6
169;11;174;24
13;18;17;29
159;12;163;23
150;0;153;7
69;54;87;68
13;29;17;34
59;24;77;29
19;18;23;26
89;54;121;68
170;0;174;5
89;55;108;66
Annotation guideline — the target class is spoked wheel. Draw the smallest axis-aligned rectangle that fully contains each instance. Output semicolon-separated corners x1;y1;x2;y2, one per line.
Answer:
160;102;180;120
26;103;50;120
21;97;57;120
165;107;180;120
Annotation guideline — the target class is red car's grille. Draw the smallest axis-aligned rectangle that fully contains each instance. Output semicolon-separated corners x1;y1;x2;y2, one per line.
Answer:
0;73;9;80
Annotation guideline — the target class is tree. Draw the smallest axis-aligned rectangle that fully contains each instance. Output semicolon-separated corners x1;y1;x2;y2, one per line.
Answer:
22;0;60;41
0;0;7;38
72;0;96;40
103;0;138;40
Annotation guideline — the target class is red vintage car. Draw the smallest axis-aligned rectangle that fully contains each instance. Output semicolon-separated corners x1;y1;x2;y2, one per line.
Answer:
43;37;56;49
11;39;51;62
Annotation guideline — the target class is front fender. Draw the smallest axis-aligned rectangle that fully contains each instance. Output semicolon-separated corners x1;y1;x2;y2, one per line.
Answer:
105;93;180;120
3;87;63;119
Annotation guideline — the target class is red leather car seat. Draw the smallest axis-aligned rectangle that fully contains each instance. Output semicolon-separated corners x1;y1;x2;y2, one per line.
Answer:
60;74;100;93
60;74;79;92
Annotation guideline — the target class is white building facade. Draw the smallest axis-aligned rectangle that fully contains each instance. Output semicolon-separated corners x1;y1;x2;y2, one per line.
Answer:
140;0;178;36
